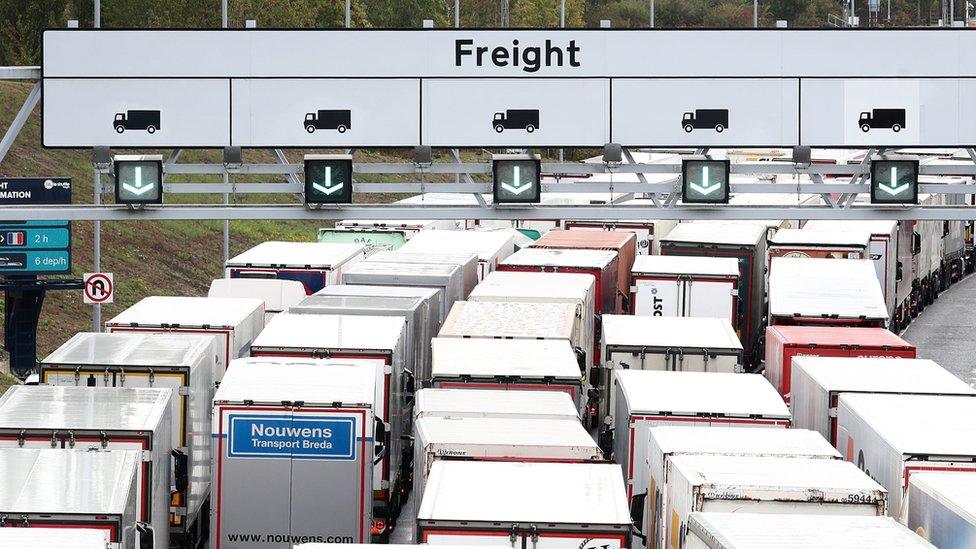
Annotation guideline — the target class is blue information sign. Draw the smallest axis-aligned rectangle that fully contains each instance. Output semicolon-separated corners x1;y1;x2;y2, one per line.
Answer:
228;414;358;460
0;178;71;275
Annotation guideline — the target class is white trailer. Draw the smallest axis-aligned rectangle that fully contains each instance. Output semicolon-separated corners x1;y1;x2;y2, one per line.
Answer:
417;461;632;549
0;449;148;548
208;278;306;322
907;472;976;548
430;337;585;412
686;513;933;549
643;427;841;549
767;228;872;263
0;528;113;549
0;386;173;549
105;296;265;382
249;313;410;523
40;332;218;544
611;371;790;516
399;229;516;280
365;250;479;301
414;388;580;421
668;455;887;549
836;393;976;520
413;415;602;502
437;300;581;359
768;257;888;328
342;261;466;322
565;219;678;255
790;357;976;446
315;284;442;343
336;218;459;237
212;358;380;547
630;255;740;325
225;241;366;294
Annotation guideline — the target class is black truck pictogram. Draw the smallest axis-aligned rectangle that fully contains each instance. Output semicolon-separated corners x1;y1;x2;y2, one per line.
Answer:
682;109;729;133
113;110;161;134
859;109;906;132
304;110;352;133
492;109;540;133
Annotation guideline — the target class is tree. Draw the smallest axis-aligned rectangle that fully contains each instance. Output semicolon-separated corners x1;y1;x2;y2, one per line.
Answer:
511;0;585;27
364;0;450;27
0;1;68;65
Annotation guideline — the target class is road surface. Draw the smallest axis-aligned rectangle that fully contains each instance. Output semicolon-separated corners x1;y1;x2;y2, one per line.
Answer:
902;274;976;388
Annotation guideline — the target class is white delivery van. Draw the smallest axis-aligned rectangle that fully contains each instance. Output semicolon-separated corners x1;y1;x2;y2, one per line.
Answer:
413;416;602;502
791;357;976;445
0;386;173;549
685;513;933;549
415;388;581;421
768;257;889;328
630;255;740;325
667;455;887;549
212;358;381;547
208;278;306;322
105;296;265;382
430;337;584;412
643;427;841;549
836;393;976;520
40;332;218;544
907;472;976;548
0;449;149;548
399;229;516;280
364;250;479;301
342;261;465;321
611;371;790;513
417;461;632;549
225;241;365;294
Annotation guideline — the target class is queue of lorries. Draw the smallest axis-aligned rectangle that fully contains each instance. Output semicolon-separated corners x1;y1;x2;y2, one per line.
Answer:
2;148;976;549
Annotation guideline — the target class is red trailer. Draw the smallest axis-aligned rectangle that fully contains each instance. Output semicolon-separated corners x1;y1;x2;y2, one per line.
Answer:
764;325;916;404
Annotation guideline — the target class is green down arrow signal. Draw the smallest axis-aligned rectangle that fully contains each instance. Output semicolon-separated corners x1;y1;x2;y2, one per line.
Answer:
121;166;156;196
501;165;533;196
688;165;722;196
312;166;345;196
878;166;910;196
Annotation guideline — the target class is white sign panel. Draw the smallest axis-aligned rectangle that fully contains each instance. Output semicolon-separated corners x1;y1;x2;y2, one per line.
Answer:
421;78;609;147
43;78;230;147
611;78;799;146
231;78;420;147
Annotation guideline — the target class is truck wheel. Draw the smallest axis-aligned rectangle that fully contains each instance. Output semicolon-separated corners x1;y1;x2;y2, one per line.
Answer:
525;125;535;133
683;124;693;133
892;124;902;132
146;125;156;134
337;125;347;133
494;125;504;133
714;124;725;133
305;125;315;133
115;126;125;134
861;124;871;133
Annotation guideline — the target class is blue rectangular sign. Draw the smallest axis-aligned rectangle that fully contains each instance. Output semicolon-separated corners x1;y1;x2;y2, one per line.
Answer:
227;414;358;460
0;178;71;275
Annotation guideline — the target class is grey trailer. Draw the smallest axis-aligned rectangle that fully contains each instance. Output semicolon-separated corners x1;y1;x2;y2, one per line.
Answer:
342;261;465;322
366;250;479;302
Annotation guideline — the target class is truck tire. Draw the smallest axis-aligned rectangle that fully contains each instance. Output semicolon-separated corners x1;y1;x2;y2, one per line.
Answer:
683;124;693;133
306;125;315;133
861;124;871;133
494;125;504;133
714;124;725;133
115;126;125;134
146;125;156;134
892;124;902;132
525;125;535;133
337;125;347;133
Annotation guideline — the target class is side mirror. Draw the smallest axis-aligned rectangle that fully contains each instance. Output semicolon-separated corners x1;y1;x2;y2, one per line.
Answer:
172;449;188;492
589;366;604;387
598;428;614;459
896;261;904;282
373;417;388;464
136;522;154;549
912;232;922;256
573;347;587;375
629;492;648;535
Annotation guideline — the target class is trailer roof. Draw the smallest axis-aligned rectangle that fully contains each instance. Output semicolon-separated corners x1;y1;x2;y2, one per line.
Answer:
793;357;976;396
767;325;913;348
414;388;579;420
216;357;377;405
105;295;264;328
632;255;740;277
416;416;600;456
0;529;111;549
768;258;888;320
0;449;138;516
315;284;440;301
337;219;444;229
399;230;515;260
469;270;594;301
650;426;841;459
225;241;364;269
602;315;742;351
500;247;618;269
688;513;932;548
418;461;630;525
616;370;790;418
438;301;577;340
910;472;976;525
0;386;170;432
342;260;461;278
289;294;423;315
671;454;885;492
431;338;581;379
208;278;306;313
769;228;872;247
367;249;478;265
802;219;899;236
253;313;404;352
662;222;766;246
533;229;635;250
42;331;216;368
838;393;976;456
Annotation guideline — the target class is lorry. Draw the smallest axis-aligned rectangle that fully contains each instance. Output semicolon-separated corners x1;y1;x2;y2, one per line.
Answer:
0;449;150;548
417;461;631;548
492;109;539;133
207;278;306;322
430;337;585;414
667;455;887;549
412;415;602;502
341;261;466;322
39;332;218;546
764;325;916;404
686;513;932;549
415;388;581;422
611;370;791;515
643;427;842;549
399;230;516;280
114;109;160;133
248;313;410;527
565;219;678;256
211;358;380;547
681;109;729;133
0;386;173;549
499;247;619;316
317;227;409;251
630;255;740;325
304;109;351;133
224;241;366;295
767;228;872;264
791;357;976;446
105;296;265;382
768;257;888;328
859;108;906;132
836;393;976;520
661;222;767;368
907;472;976;548
363;250;479;300
315;284;442;341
